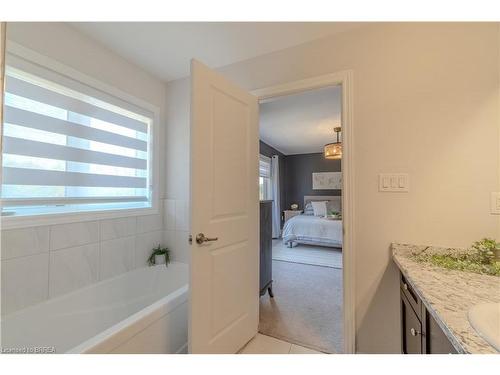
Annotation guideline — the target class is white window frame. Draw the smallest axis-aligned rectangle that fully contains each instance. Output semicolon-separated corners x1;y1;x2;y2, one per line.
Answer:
259;154;272;201
0;42;160;230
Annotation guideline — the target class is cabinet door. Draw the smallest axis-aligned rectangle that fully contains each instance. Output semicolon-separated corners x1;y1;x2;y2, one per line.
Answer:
401;292;422;354
424;310;458;354
259;202;272;294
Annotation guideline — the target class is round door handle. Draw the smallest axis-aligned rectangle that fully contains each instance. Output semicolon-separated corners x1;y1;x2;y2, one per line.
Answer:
403;283;408;290
410;328;420;336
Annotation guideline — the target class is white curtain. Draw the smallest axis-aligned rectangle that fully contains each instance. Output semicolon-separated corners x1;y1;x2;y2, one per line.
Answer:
271;155;281;238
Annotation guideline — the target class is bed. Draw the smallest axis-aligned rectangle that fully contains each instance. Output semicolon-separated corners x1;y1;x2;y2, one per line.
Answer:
282;195;342;248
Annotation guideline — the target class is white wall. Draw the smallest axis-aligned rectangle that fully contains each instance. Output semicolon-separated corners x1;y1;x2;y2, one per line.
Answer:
0;23;170;315
164;22;500;353
162;78;191;264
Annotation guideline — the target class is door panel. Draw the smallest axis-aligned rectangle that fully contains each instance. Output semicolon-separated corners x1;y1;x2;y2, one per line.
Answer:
401;292;422;354
189;59;259;353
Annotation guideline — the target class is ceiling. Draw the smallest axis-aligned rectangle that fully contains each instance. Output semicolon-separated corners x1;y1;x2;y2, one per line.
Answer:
70;22;362;82
260;86;342;155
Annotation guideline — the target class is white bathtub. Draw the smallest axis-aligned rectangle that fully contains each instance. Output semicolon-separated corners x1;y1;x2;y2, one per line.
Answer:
1;262;189;354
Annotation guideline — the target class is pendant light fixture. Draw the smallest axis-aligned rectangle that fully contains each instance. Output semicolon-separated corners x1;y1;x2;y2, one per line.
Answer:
324;127;342;159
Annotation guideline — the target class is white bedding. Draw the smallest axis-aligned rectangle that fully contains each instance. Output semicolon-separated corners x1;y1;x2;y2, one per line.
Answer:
282;214;342;248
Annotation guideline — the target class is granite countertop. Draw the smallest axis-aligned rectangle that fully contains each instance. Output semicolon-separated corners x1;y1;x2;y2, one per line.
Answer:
392;243;500;354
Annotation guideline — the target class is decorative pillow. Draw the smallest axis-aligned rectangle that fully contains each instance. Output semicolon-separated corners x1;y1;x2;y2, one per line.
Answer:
311;201;327;217
304;202;314;215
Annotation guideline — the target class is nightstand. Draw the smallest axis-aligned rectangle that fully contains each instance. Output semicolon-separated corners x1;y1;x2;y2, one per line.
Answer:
283;210;302;223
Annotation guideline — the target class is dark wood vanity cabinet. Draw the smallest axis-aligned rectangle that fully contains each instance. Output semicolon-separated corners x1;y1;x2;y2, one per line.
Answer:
400;273;458;354
259;201;273;297
423;308;458;354
401;290;422;354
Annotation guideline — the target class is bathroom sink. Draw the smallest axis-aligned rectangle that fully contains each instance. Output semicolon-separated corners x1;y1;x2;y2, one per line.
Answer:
468;303;500;352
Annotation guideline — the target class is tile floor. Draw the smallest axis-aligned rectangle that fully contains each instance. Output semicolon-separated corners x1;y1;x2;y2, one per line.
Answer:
239;333;324;354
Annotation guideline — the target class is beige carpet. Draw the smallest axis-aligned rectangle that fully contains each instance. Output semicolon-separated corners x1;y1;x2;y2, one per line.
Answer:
259;260;343;354
272;240;342;268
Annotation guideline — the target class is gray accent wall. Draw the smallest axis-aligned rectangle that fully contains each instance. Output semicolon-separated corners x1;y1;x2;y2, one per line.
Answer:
284;153;341;210
260;140;341;214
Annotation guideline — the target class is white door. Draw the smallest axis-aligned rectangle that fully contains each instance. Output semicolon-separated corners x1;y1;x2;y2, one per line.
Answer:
189;60;259;353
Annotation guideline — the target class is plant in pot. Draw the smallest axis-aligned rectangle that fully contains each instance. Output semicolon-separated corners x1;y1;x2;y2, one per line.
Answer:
148;245;170;267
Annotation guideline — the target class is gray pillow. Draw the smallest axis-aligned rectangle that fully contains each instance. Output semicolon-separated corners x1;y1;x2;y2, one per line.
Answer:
303;202;314;215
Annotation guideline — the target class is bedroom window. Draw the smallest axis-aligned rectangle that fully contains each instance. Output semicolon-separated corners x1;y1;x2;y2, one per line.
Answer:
259;155;272;200
1;53;155;218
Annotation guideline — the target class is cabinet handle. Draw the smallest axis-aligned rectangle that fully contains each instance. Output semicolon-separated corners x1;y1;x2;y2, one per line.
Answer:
410;328;421;336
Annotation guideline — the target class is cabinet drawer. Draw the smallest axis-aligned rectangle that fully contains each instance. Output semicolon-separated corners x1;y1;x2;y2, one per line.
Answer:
401;291;423;354
400;273;422;321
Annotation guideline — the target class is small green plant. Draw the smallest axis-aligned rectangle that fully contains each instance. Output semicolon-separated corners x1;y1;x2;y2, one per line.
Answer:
148;245;170;267
412;238;500;277
328;211;341;218
469;238;500;264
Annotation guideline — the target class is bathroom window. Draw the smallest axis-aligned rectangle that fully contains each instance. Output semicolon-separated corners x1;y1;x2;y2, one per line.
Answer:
1;51;157;220
259;155;272;200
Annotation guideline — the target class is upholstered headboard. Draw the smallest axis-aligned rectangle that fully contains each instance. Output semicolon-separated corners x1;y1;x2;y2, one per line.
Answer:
304;195;342;212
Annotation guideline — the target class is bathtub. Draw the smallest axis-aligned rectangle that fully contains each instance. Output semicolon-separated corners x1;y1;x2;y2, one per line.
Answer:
1;262;189;354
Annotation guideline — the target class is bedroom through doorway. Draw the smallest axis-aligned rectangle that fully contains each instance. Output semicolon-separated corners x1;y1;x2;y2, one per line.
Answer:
257;85;344;354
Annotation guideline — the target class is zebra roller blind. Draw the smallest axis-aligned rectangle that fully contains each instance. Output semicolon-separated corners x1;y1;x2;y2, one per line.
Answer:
1;53;154;215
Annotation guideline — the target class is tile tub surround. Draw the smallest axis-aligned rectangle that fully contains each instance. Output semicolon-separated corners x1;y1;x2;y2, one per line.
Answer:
391;243;500;354
163;198;190;264
1;213;165;315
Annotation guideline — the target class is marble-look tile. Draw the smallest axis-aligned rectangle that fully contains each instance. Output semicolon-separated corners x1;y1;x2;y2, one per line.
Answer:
1;226;49;260
289;344;323;354
392;243;500;354
174;230;190;264
100;217;136;241
163;230;189;263
164;199;176;230
99;236;135;280
175;199;189;231
137;214;163;234
49;243;99;298
163;230;176;251
134;231;163;268
239;333;291;354
1;253;49;315
50;221;99;251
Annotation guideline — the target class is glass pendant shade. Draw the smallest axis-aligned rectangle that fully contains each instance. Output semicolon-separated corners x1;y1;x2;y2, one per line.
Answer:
324;142;342;159
324;126;342;159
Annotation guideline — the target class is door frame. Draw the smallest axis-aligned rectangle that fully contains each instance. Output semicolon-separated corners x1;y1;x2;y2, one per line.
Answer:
252;70;355;354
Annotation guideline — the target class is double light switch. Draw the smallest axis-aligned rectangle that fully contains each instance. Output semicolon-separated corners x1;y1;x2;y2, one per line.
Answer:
379;173;409;192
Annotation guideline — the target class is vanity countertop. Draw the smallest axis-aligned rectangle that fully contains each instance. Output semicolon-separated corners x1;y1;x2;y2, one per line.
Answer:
392;243;500;354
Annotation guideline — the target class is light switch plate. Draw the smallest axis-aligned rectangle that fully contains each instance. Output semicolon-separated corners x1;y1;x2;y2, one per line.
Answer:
490;192;500;214
379;173;409;192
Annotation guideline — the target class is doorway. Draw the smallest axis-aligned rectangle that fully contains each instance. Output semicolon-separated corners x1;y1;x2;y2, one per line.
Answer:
188;61;353;354
253;72;354;354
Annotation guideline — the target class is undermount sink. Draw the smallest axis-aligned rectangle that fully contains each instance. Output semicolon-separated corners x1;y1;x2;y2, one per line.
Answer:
468;303;500;352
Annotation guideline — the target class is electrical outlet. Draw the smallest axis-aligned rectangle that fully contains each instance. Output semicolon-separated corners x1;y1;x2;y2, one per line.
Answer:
491;192;500;214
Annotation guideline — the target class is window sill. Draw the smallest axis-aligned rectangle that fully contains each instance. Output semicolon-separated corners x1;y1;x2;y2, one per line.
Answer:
0;202;159;230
